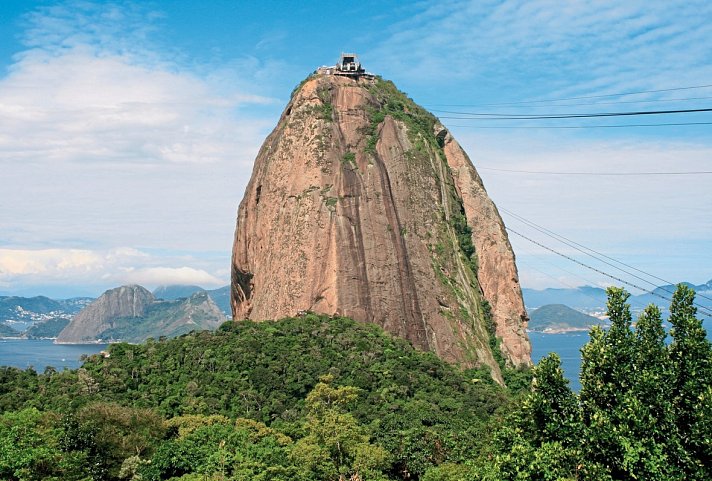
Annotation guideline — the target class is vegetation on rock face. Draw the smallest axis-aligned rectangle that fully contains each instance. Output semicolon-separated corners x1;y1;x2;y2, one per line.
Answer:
0;323;19;337
361;77;503;371
0;284;709;480
24;318;70;338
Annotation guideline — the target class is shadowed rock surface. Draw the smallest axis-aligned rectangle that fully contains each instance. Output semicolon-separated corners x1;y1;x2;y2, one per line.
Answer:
231;73;530;379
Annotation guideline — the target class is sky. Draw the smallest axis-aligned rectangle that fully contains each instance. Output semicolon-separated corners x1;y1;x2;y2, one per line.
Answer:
0;0;710;298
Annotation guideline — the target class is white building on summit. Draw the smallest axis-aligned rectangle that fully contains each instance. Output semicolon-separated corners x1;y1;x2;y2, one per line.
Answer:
317;53;374;79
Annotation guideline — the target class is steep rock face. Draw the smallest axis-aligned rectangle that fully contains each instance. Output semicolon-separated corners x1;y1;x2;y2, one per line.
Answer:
57;285;154;343
439;130;531;364
103;291;226;343
231;74;530;378
57;287;225;343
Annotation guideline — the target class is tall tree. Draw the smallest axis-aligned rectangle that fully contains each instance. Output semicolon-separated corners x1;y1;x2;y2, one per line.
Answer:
668;285;711;479
579;287;636;478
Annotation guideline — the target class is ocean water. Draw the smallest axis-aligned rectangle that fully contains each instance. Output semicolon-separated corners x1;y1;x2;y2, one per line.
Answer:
1;334;590;389
0;339;107;371
529;331;589;391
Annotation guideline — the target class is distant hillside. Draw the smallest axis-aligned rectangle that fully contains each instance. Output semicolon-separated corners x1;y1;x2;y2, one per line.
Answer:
0;295;93;332
100;292;226;343
57;285;227;343
153;284;231;315
529;304;605;333
0;322;20;337
206;286;230;315
0;295;62;317
523;279;712;314
24;318;70;338
522;287;607;311
153;285;205;300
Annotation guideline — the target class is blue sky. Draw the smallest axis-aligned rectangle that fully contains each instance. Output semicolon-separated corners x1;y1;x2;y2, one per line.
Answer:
0;0;710;298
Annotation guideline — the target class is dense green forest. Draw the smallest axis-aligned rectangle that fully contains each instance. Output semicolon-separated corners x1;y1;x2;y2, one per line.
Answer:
0;285;709;480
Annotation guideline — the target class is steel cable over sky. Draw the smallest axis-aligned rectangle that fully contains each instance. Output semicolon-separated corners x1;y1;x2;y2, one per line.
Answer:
426;83;712;107
446;121;712;129
436;107;712;120
506;227;712;319
479;167;712;175
500;208;712;306
428;95;712;109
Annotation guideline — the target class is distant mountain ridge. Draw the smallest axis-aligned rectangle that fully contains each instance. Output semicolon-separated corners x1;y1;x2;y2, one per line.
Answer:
56;285;226;344
0;295;93;334
528;304;605;333
153;285;231;315
522;279;712;313
0;286;230;339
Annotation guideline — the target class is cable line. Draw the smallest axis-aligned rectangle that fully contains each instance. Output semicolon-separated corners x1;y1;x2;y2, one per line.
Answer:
426;83;712;107
500;208;712;305
506;227;712;318
446;122;712;129
515;254;650;311
504;210;669;293
437;107;712;120
480;167;712;176
428;95;712;110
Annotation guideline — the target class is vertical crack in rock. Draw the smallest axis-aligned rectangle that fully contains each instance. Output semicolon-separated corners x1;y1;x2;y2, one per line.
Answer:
231;72;531;381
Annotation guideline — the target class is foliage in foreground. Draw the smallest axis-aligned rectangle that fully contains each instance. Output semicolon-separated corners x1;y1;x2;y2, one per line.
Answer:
0;314;515;480
0;285;709;480
426;284;710;481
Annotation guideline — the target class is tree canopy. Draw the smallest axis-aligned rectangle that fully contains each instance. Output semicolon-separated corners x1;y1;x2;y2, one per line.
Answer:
0;286;709;480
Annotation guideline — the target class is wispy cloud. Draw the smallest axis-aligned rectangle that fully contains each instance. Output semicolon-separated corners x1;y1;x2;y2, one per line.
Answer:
0;1;274;165
0;247;224;291
120;266;224;287
370;0;712;97
0;1;277;293
453;130;712;287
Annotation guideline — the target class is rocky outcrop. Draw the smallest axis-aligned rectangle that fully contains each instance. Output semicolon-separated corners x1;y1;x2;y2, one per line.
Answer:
57;285;154;343
439;128;531;365
231;73;530;379
56;286;226;343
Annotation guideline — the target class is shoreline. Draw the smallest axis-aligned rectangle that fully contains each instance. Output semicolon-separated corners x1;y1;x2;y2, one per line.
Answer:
528;327;595;335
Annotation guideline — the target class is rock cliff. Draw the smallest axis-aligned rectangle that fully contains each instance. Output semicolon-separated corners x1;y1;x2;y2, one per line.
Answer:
57;286;225;343
231;73;530;379
57;285;154;343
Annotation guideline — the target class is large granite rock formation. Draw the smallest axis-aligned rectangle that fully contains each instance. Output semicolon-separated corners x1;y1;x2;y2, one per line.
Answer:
57;285;154;343
231;73;530;380
57;285;225;343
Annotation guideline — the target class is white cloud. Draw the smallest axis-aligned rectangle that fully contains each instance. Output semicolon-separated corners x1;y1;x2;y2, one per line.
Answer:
0;1;271;294
119;266;224;287
0;1;275;166
0;247;226;291
0;248;103;276
370;0;712;96
453;131;712;288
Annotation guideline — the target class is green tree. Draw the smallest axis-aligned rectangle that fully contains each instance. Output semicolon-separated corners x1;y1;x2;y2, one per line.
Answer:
486;354;599;481
0;408;86;481
75;402;166;480
668;284;712;479
579;287;636;478
291;376;390;480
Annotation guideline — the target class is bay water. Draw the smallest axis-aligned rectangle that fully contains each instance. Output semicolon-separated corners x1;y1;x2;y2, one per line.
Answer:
0;339;107;371
1;334;590;390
